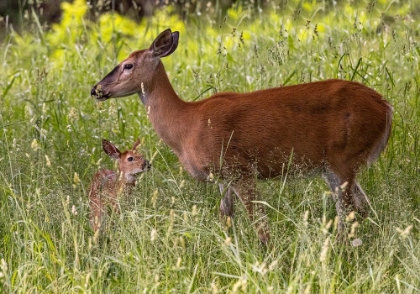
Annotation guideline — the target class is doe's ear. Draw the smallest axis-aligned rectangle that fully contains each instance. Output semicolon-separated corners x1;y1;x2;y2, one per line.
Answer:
102;139;121;160
150;29;179;58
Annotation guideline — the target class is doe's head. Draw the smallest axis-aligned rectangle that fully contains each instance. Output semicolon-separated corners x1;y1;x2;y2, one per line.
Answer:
91;29;179;101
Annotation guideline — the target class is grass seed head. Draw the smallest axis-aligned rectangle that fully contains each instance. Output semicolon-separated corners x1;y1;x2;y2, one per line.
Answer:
396;225;413;238
348;221;359;238
151;228;157;242
31;139;39;151
45;155;51;167
319;237;330;263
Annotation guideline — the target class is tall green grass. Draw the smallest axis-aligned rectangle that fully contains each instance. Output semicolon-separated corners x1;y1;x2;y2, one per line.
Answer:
1;0;419;292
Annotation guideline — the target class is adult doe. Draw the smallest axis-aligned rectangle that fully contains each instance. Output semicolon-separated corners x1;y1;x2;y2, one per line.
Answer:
91;29;392;245
89;138;151;235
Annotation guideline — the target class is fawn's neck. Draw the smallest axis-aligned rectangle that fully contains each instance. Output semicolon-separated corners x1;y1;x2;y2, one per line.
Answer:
115;171;137;195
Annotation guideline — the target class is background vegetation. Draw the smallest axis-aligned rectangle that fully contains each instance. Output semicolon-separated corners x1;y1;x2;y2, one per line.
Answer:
1;0;419;292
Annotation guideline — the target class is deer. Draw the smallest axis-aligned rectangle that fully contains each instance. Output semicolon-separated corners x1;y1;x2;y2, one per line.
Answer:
89;138;151;235
91;29;393;245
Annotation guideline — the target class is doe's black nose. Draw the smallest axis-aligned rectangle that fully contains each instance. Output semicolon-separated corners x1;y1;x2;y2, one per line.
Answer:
91;87;97;97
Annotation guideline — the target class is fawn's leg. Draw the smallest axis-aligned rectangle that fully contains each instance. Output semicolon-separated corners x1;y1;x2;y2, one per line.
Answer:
89;194;104;234
109;195;121;215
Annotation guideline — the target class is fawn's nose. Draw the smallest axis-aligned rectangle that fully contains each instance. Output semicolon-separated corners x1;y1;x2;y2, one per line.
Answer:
143;160;151;171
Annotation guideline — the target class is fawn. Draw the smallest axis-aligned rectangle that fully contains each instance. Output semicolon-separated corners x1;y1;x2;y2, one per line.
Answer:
89;138;151;235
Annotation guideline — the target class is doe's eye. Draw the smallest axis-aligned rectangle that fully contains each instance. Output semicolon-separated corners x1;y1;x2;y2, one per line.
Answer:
123;63;133;70
127;157;134;162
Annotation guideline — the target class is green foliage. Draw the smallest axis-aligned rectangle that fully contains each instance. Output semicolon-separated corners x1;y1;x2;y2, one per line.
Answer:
1;0;420;292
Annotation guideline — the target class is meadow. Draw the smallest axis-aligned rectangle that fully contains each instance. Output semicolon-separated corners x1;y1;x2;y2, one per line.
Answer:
0;0;419;292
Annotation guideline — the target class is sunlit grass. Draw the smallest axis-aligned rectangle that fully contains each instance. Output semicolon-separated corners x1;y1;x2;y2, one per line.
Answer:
1;0;419;292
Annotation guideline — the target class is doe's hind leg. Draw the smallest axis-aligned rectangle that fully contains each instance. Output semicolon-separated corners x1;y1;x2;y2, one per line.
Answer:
351;182;370;218
322;169;356;237
324;169;371;217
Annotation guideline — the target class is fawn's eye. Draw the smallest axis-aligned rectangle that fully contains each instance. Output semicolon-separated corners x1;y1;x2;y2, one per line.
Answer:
127;157;134;162
123;63;133;70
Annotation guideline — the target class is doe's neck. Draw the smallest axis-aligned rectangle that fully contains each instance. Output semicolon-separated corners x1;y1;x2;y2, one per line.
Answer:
138;62;191;154
140;63;182;109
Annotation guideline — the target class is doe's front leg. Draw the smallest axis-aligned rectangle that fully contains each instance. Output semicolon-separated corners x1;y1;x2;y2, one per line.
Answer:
219;183;235;217
231;179;271;246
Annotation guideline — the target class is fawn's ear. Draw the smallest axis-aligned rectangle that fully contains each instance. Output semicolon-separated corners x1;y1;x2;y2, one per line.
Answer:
150;29;179;58
102;139;121;160
132;138;141;151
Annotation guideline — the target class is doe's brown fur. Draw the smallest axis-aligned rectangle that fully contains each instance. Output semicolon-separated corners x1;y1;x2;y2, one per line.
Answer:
91;29;393;245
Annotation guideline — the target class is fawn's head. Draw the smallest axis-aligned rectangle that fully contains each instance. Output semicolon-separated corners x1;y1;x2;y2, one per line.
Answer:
102;138;151;182
91;29;179;101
